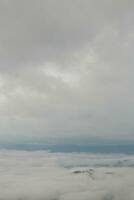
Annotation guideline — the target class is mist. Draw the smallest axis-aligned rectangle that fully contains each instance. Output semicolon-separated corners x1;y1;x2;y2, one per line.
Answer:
0;150;133;200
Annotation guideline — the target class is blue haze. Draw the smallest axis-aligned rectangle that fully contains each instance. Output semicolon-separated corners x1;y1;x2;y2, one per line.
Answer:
0;143;134;154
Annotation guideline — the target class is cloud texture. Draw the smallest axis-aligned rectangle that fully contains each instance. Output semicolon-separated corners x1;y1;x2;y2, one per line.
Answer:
0;151;133;199
0;0;134;142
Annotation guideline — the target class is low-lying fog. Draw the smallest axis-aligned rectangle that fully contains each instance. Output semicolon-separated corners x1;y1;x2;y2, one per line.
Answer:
0;150;133;200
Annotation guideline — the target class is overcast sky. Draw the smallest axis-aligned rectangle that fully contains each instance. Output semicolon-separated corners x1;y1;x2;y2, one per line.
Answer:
0;0;134;144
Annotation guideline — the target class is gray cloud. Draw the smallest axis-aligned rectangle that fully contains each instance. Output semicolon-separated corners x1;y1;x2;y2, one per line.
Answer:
0;0;134;143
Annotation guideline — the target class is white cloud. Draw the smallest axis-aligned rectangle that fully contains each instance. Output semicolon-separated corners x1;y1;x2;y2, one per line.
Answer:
0;151;133;199
43;63;81;87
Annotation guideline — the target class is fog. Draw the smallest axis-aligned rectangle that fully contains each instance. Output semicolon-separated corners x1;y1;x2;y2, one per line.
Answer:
0;150;133;199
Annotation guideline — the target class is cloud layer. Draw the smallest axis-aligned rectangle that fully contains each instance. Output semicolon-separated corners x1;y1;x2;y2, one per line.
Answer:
0;151;133;199
0;0;134;142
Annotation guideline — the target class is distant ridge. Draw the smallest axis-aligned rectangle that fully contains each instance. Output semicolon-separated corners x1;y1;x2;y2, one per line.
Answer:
0;143;134;154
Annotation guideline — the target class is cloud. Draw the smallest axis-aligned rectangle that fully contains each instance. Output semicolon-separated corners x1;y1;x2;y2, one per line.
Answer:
0;0;134;142
0;151;133;199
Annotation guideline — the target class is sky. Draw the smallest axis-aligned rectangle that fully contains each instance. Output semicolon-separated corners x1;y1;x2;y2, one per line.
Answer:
0;0;134;144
